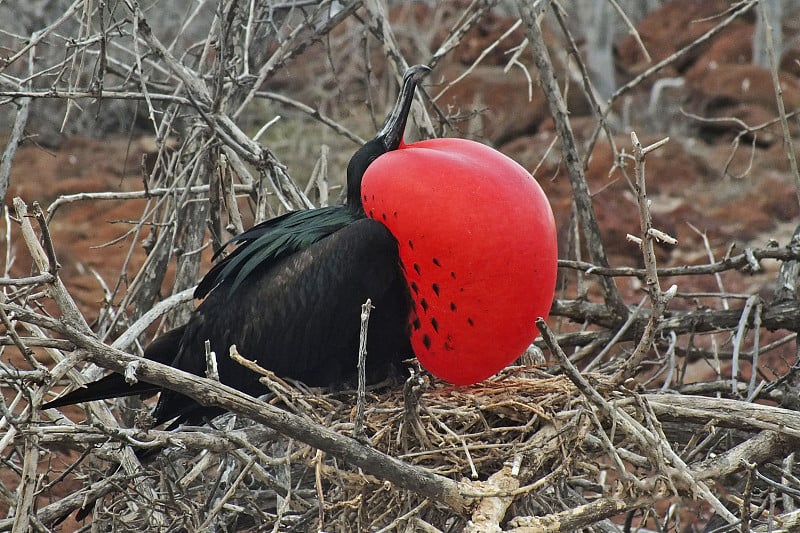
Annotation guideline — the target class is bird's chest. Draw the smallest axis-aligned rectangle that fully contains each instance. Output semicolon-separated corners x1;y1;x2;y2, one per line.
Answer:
361;138;557;385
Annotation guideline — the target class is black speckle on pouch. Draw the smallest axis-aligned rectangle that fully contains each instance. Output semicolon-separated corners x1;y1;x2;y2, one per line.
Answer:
450;271;456;279
381;213;387;221
410;281;419;294
450;302;457;311
432;257;441;267
432;283;440;296
420;298;429;312
413;263;421;275
408;240;414;249
467;317;474;327
431;317;439;332
422;334;431;349
412;317;421;330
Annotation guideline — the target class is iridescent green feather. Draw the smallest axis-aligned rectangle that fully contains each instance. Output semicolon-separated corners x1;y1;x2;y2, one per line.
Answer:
196;207;361;298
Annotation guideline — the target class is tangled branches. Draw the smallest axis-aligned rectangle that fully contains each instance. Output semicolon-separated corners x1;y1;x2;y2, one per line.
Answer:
1;0;800;531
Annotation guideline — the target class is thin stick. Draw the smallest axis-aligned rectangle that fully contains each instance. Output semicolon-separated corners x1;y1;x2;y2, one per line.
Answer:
731;295;759;394
0;97;30;204
612;133;677;384
758;0;800;207
518;1;627;318
354;299;372;442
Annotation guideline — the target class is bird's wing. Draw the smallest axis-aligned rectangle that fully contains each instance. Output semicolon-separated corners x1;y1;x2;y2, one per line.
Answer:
196;208;358;299
154;218;411;425
41;209;377;417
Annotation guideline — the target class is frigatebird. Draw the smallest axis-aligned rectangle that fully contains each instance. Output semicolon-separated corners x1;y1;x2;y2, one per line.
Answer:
42;63;561;527
44;63;559;424
43;66;430;426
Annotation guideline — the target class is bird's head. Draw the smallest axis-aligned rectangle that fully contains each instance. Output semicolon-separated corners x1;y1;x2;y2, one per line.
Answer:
346;65;430;211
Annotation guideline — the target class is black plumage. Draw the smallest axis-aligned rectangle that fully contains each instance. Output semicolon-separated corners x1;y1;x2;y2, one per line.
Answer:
43;65;431;426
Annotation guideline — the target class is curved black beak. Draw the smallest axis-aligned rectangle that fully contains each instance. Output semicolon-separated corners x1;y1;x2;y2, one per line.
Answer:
345;65;431;210
377;65;431;151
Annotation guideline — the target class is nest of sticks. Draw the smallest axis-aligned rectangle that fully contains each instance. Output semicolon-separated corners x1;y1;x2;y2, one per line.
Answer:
15;364;613;530
11;342;800;532
36;368;588;531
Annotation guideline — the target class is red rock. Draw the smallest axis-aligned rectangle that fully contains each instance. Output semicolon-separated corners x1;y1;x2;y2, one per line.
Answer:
435;63;593;145
685;23;754;79
686;63;800;113
615;0;751;83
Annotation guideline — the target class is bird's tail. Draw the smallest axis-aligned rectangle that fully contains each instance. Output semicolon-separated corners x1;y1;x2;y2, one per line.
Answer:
42;373;158;409
41;325;186;410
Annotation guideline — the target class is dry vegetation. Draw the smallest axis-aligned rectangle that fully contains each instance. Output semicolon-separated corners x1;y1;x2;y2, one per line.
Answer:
1;0;800;532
